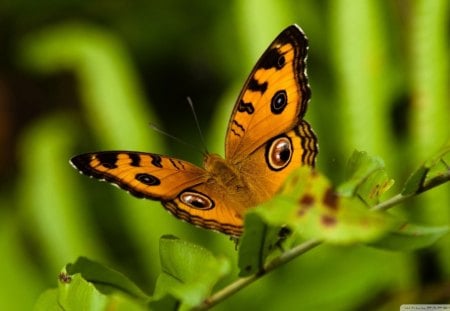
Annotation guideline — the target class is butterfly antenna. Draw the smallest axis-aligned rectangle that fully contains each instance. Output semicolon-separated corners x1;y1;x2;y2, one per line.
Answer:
149;123;202;155
187;97;209;155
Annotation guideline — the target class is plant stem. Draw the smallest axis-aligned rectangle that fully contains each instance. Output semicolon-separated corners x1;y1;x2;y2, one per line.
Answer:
372;193;407;211
373;169;450;211
195;239;322;310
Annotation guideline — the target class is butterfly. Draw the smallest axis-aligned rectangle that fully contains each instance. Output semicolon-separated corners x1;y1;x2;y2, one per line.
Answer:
70;24;318;237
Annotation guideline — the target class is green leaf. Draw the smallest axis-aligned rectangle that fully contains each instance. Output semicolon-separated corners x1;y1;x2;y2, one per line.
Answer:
238;213;292;277
57;273;144;311
370;224;449;251
338;150;394;205
34;258;149;311
66;257;148;300
33;289;61;311
402;166;429;195
150;235;230;311
34;272;145;311
402;141;450;195
248;167;396;245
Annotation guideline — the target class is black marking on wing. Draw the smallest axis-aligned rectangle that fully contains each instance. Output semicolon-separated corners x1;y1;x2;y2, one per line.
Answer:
169;158;185;170
96;153;118;169
233;120;245;132
280;26;310;119
135;173;161;186
238;100;255;114
271;90;288;114
231;128;241;137
70;154;99;179
231;120;245;137
129;153;141;167
247;77;268;94
169;158;180;169
258;47;287;70
150;154;163;168
294;120;318;166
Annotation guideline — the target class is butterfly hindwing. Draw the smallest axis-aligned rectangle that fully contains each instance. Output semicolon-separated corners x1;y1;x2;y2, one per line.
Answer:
237;120;318;203
225;25;310;163
163;183;245;236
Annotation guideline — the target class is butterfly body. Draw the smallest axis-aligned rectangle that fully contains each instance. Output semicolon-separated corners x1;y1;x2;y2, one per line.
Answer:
71;25;318;237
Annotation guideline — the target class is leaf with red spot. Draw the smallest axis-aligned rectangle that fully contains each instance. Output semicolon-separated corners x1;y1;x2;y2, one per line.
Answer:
244;167;396;247
285;167;396;244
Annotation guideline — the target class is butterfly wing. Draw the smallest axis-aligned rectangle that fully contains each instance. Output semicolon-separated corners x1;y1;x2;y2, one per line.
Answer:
225;25;311;163
70;151;209;199
70;151;243;236
238;120;318;202
163;183;244;236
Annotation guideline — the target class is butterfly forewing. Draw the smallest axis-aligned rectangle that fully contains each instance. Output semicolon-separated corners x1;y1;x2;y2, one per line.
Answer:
225;25;310;163
70;152;208;200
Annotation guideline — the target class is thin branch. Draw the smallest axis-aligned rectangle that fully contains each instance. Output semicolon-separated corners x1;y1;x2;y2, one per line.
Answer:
371;193;407;212
195;239;322;310
372;170;450;212
420;170;450;193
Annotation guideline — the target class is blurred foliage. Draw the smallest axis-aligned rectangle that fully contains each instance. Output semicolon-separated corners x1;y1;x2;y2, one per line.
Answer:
0;0;448;310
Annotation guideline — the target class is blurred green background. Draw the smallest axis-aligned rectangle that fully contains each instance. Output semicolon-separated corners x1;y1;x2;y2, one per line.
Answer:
0;0;449;310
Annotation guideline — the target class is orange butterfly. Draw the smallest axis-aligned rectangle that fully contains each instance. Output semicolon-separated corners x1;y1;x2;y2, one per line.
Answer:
71;25;318;237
